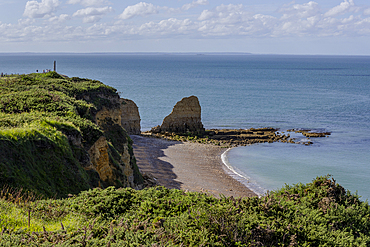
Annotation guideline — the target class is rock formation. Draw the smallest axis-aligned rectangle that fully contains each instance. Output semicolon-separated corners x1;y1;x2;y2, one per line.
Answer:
120;98;141;135
89;94;143;189
151;96;205;135
87;136;112;182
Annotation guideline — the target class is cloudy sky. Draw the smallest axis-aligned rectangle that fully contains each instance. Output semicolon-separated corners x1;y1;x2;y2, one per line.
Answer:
1;0;370;54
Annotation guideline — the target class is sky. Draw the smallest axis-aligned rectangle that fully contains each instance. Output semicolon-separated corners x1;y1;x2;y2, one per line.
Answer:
0;0;370;55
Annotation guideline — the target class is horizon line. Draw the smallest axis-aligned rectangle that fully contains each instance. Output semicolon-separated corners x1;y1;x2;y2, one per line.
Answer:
0;52;369;57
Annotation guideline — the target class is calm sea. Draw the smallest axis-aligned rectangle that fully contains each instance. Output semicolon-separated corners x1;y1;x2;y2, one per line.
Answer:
1;53;369;200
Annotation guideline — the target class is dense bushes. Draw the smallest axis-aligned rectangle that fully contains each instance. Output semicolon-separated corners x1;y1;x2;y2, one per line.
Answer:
1;176;369;246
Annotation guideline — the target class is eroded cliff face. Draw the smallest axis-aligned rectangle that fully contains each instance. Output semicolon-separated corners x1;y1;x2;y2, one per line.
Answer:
120;98;141;135
85;94;143;189
152;96;205;134
87;136;113;182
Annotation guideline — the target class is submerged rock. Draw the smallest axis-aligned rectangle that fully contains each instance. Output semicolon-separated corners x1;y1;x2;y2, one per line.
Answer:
287;129;331;138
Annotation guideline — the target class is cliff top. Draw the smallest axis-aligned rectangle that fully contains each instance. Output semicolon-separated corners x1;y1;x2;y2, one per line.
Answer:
0;72;142;197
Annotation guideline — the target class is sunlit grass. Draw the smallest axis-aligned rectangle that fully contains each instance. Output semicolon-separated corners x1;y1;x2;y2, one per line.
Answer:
1;176;370;245
0;199;84;233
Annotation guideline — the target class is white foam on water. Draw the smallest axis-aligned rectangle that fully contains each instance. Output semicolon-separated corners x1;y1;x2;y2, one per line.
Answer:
221;148;267;197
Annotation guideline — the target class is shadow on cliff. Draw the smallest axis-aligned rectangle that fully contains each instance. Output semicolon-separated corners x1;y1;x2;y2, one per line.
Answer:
131;135;183;190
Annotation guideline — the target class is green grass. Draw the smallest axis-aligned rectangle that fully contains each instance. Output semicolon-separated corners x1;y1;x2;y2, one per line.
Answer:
0;123;93;197
0;72;142;198
0;176;369;246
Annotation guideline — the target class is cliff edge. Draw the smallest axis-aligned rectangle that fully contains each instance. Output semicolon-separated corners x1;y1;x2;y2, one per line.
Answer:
120;98;141;135
0;72;143;197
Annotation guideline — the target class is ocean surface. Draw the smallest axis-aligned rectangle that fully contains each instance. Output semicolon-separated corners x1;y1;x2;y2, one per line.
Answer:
1;53;370;200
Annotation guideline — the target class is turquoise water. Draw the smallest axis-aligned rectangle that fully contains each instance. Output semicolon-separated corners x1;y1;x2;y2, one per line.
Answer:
1;54;370;200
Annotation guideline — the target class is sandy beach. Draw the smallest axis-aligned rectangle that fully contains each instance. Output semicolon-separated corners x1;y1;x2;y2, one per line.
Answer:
131;135;256;198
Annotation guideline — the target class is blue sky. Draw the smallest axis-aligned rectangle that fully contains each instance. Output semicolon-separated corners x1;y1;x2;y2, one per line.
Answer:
1;0;370;54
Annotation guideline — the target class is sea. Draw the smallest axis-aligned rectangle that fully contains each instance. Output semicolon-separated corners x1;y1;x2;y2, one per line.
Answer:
1;53;369;201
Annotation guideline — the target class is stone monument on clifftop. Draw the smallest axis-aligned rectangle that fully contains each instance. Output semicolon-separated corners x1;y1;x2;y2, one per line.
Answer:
151;96;205;134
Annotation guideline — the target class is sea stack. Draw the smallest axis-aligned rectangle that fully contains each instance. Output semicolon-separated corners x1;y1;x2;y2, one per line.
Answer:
151;95;205;135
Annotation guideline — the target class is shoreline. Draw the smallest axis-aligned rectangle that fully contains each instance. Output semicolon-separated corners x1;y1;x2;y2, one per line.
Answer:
131;135;257;198
221;148;266;196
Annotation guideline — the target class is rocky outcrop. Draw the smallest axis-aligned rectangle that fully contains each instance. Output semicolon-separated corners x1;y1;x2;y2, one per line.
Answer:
87;136;113;182
145;127;327;147
120;98;141;135
87;94;144;189
151;96;205;135
94;95;122;127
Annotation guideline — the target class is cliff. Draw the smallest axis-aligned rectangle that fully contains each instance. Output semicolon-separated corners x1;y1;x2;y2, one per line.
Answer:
120;98;141;135
151;95;205;135
0;72;143;197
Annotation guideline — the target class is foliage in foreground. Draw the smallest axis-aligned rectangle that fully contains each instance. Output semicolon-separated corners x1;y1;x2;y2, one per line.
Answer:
1;175;369;246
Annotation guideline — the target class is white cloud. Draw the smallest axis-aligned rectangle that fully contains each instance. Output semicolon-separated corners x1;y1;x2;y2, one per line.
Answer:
279;1;320;20
251;14;278;36
138;18;194;36
182;0;208;11
73;6;113;23
363;8;370;16
119;2;159;20
48;14;70;23
67;0;109;7
272;1;322;36
23;0;60;18
198;10;213;21
1;1;370;46
197;4;262;36
198;4;245;21
324;0;355;17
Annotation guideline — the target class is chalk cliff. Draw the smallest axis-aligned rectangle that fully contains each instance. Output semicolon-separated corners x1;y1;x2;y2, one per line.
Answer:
151;96;205;134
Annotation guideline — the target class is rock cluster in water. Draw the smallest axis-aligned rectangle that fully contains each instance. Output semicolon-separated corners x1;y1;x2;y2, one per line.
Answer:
287;129;331;138
147;128;331;147
151;96;205;135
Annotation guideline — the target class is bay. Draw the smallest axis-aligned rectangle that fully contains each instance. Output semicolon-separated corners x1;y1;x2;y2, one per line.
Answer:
1;53;369;200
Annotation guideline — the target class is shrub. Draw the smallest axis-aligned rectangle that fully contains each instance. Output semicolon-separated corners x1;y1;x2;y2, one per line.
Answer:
1;176;369;246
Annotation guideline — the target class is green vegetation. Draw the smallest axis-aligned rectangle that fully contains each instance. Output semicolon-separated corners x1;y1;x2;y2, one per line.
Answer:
0;176;369;246
0;72;142;198
2;72;369;245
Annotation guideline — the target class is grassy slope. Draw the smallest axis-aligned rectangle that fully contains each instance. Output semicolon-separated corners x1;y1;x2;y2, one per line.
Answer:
0;176;369;246
0;72;141;198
